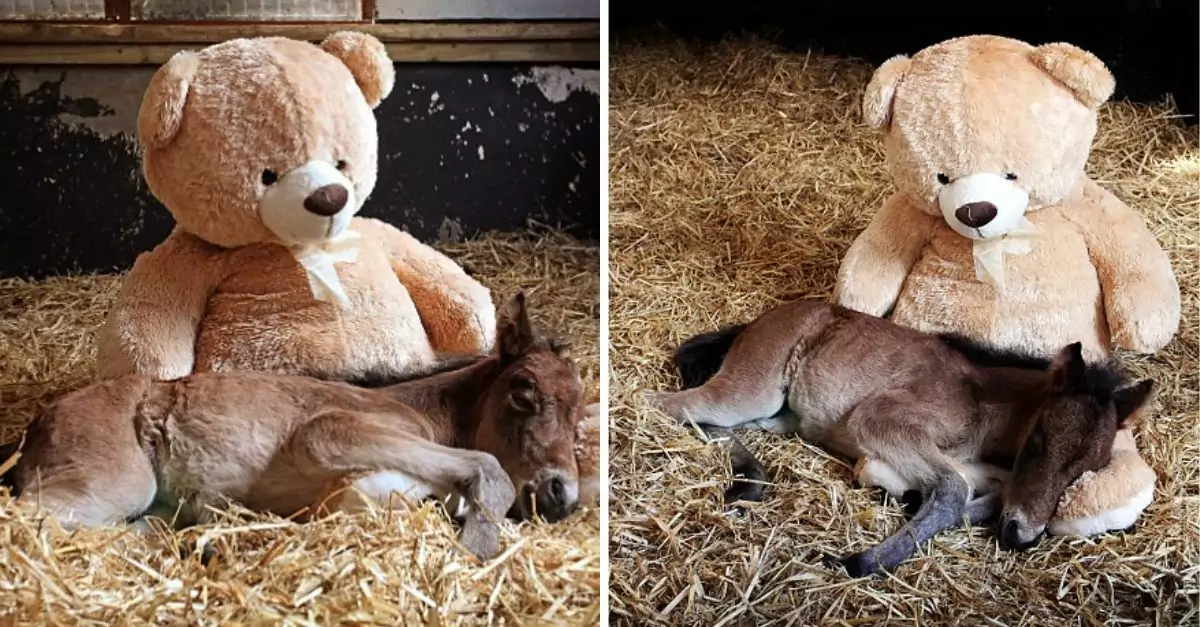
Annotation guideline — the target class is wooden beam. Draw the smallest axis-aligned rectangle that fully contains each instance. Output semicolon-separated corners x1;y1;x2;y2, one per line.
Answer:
0;21;599;44
0;40;599;64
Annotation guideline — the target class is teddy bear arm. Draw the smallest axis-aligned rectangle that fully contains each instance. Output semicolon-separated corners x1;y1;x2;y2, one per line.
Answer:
1049;436;1157;537
1070;186;1181;353
95;232;222;380
364;219;497;355
834;194;935;316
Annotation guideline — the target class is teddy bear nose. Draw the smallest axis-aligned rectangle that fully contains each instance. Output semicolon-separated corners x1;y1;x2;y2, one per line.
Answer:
303;184;349;217
954;201;998;228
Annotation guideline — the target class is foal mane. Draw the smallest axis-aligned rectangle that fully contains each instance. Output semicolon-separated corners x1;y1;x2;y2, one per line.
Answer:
938;334;1129;403
344;354;489;389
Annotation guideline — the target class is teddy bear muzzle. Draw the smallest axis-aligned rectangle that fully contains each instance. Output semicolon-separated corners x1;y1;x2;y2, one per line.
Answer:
260;160;359;245
936;172;1030;240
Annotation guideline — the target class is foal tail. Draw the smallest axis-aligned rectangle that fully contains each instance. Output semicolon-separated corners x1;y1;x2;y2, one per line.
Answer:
673;324;748;389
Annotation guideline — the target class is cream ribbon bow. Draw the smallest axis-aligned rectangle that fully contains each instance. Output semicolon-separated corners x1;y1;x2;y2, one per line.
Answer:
290;229;362;305
971;216;1043;292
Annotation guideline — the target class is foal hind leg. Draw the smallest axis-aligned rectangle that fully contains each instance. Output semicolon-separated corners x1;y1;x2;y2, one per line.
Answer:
644;348;790;429
16;434;158;533
287;410;516;560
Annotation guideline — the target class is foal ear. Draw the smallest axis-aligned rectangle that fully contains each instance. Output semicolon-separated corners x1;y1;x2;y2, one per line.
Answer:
1115;379;1155;428
1049;342;1086;389
497;292;537;361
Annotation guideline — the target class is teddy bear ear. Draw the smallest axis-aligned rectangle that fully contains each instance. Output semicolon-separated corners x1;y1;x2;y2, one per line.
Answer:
320;31;396;109
1030;42;1115;109
862;54;911;130
138;50;199;150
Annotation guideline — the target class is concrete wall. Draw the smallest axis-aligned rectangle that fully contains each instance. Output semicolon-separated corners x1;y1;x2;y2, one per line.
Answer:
0;62;600;279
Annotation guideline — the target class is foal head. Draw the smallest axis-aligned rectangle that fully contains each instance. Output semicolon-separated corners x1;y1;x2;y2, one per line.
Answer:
472;292;584;523
999;342;1154;550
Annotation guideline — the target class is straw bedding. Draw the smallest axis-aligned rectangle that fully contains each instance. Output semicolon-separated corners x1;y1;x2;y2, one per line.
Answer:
608;34;1198;625
0;231;601;625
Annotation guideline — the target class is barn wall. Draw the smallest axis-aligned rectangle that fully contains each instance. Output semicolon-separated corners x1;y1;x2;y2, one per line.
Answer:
0;61;600;279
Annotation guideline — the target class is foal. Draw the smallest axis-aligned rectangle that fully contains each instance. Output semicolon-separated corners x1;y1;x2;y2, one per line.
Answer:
0;293;583;560
644;298;1154;577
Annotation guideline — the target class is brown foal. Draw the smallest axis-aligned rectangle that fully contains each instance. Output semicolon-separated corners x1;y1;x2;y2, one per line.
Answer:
0;293;585;560
645;298;1154;577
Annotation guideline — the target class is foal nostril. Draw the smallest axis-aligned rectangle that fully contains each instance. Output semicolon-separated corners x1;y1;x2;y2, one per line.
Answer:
548;477;565;503
954;201;999;228
303;183;349;217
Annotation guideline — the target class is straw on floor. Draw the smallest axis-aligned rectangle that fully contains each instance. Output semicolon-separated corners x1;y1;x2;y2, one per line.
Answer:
608;34;1198;626
0;231;601;625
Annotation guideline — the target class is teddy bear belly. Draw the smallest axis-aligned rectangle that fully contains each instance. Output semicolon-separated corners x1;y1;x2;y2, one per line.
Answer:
193;277;437;378
891;231;1109;359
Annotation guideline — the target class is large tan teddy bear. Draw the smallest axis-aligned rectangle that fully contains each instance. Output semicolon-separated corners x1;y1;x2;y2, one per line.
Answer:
96;33;496;383
95;32;602;513
834;35;1179;538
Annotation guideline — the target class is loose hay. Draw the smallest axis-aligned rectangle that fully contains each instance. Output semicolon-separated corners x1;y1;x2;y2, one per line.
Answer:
608;34;1199;626
0;230;600;625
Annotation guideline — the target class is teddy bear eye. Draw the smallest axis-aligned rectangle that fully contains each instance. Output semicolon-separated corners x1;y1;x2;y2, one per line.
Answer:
936;173;950;185
336;160;348;171
1005;172;1018;181
261;169;278;186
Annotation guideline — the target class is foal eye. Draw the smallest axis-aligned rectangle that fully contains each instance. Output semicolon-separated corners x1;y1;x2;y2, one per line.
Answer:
1005;172;1018;181
508;389;538;413
936;173;951;185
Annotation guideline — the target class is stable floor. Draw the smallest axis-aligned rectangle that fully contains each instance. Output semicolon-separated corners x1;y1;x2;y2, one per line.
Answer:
608;35;1198;625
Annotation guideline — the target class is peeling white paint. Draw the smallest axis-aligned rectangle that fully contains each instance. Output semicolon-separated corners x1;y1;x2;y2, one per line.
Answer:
437;216;464;243
477;146;485;160
511;67;600;104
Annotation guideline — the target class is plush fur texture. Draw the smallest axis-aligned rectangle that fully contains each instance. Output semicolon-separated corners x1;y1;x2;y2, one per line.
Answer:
96;34;496;383
834;34;1176;535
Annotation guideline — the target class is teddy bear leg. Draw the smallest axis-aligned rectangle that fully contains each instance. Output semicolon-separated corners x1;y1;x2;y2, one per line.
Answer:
1048;430;1156;537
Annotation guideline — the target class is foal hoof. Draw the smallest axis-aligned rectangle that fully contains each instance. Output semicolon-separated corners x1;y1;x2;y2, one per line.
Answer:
459;521;500;562
824;551;885;579
180;542;220;567
900;490;923;518
723;477;765;509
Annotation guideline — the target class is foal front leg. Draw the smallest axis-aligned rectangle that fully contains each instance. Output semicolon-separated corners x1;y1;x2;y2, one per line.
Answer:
289;410;516;560
836;467;971;577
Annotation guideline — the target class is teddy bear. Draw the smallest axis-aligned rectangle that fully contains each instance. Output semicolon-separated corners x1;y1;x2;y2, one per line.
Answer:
833;35;1179;537
94;32;497;383
93;32;603;513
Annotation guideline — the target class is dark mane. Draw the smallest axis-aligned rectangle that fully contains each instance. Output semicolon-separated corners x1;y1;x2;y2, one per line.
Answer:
1072;360;1131;404
342;354;489;389
937;334;1052;371
939;333;1129;402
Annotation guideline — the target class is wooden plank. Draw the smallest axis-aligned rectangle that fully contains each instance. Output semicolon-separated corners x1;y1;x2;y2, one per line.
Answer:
375;0;598;21
0;21;599;43
0;39;599;63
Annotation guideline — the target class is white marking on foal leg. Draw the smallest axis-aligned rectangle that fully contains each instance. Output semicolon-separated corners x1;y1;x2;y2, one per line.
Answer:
958;462;1010;497
853;458;916;498
340;471;469;519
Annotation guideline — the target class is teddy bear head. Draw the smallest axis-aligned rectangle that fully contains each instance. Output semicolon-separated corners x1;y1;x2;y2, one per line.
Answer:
137;32;395;249
862;35;1114;241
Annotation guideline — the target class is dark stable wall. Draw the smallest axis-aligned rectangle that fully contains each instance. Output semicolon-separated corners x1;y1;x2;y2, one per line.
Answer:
0;62;600;280
612;0;1199;120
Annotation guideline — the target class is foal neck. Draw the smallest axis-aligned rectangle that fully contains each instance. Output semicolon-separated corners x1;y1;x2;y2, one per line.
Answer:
973;366;1048;461
380;356;503;447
